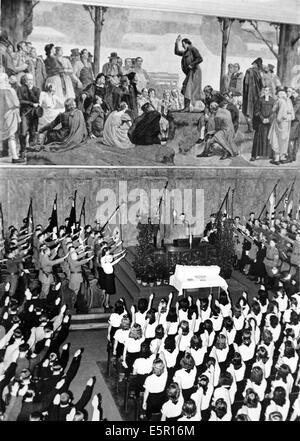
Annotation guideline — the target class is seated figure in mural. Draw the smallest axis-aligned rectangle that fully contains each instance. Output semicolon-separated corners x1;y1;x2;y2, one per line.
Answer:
38;97;87;151
127;102;161;145
197;101;238;159
102;101;134;149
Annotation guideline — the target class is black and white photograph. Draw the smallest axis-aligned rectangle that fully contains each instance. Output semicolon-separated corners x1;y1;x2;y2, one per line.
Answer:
0;0;300;426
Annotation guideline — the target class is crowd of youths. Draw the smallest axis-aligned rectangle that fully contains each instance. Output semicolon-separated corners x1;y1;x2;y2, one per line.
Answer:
0;210;131;420
106;285;300;421
0;259;104;419
100;208;300;421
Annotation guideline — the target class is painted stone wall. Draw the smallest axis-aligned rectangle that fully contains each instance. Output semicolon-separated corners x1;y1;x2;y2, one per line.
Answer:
1;168;299;246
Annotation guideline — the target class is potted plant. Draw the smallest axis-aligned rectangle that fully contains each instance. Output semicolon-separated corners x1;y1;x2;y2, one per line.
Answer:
215;218;235;279
147;265;156;287
154;261;163;285
163;264;171;285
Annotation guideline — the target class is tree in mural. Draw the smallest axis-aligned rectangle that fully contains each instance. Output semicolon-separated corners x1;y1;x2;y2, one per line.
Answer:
242;21;300;85
216;16;300;87
1;0;39;44
83;5;108;75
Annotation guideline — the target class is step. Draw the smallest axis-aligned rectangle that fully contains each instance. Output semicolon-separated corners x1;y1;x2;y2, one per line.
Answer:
69;309;110;331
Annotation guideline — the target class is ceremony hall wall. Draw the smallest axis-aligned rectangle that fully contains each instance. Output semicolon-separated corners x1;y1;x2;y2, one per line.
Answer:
1;168;300;246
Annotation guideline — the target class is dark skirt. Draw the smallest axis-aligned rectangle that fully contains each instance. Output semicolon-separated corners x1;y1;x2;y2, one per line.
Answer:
98;266;106;289
126;351;140;373
115;341;125;359
104;272;116;295
130;373;148;395
146;390;167;418
167;366;176;387
182;386;195;401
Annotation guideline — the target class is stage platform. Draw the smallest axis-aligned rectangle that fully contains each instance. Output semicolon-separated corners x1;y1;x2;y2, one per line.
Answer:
0;248;262;331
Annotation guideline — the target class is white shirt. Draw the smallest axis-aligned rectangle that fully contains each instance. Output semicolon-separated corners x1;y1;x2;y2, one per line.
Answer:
233;315;244;331
150;338;164;354
144;369;168;393
109;312;125;328
176;332;193;352
157;311;168;327
252;358;272;379
280;354;298;374
244;379;267;402
211;315;223;332
258;300;269;314
178;309;188;322
200;307;211;322
238;341;256;362
125;337;144;353
101;256;114;274
135;311;147;329
144;322;157;339
211;346;229;363
214;384;236;406
237;404;261;421
268;324;282;343
259;341;275;359
219;303;232;318
285;323;300;339
276;295;289;313
230;362;246;383
166;321;179;335
133;354;155;375
161;348;179;368
225;328;236;346
292;396;300;417
191;347;207;366
203;330;215;348
173;366;197;389
248;311;262;327
265;399;290;421
188;317;201;333
271;377;294;396
161;395;184;419
114;329;129;345
191;385;214;411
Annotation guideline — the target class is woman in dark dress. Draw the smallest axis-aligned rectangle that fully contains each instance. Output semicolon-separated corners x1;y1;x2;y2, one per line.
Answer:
251;237;267;284
250;86;275;161
100;246;126;311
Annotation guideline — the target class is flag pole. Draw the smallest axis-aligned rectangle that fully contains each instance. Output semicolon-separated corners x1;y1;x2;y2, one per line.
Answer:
258;179;280;220
216;187;231;221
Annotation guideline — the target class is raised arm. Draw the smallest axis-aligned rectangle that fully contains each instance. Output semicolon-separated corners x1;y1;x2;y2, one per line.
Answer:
174;35;184;56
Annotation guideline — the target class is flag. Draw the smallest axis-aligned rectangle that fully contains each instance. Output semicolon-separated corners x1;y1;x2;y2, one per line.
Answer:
79;197;86;227
286;182;295;217
45;194;58;234
296;200;300;220
269;187;276;224
0;203;4;242
25;198;34;234
66;191;77;234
